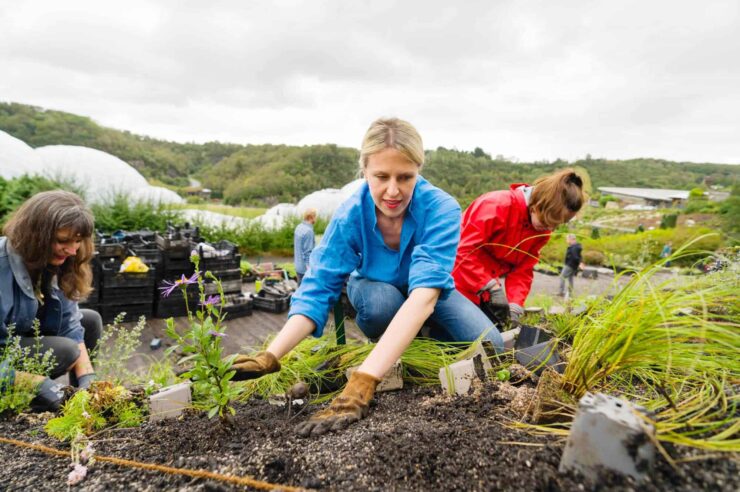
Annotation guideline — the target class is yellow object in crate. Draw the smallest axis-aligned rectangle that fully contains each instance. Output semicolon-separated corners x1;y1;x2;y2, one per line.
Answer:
119;256;149;273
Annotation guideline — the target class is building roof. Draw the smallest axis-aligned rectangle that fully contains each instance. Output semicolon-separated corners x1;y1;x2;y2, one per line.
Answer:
598;187;690;201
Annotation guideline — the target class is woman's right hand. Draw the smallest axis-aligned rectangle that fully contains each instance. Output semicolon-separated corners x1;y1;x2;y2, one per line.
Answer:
229;351;281;381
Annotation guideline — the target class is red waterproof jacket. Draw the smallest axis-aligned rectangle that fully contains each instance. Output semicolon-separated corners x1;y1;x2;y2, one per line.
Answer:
452;184;552;307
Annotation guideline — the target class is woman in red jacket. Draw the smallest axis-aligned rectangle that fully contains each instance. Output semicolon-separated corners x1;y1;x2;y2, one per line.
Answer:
452;169;586;327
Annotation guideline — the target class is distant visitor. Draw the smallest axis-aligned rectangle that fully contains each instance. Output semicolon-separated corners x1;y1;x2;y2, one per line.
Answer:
293;208;317;285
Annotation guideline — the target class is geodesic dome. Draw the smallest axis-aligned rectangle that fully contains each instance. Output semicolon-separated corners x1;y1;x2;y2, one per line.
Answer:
0;130;46;179
130;186;185;205
36;145;150;204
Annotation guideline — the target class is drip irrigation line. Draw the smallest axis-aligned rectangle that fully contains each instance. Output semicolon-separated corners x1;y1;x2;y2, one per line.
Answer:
0;436;303;491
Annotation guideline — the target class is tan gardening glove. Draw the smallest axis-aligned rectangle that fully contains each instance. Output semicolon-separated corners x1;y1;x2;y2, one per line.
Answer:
229;351;281;381
296;371;381;437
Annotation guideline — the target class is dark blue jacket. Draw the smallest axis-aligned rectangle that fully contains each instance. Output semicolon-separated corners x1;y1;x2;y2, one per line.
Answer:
0;237;84;345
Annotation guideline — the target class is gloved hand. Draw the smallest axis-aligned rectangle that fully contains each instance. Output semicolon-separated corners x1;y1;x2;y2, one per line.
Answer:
229;351;281;381
30;377;71;413
478;279;511;329
295;371;381;437
76;373;96;390
509;303;524;328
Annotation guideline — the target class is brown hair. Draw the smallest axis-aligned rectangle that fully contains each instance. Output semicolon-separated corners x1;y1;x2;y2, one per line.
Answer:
528;169;586;230
3;190;94;300
358;117;424;173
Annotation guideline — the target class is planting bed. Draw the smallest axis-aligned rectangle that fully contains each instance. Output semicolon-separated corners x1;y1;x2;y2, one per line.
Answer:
0;381;736;491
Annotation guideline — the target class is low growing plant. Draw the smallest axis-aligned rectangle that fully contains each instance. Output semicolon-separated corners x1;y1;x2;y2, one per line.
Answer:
90;314;146;385
0;322;56;414
45;381;144;442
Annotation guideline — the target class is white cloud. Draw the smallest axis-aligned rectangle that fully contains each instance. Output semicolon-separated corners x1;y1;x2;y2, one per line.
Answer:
0;0;738;163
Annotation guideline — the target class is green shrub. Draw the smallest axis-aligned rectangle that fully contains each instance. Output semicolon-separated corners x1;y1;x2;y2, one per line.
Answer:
660;213;678;229
582;250;606;265
91;194;182;232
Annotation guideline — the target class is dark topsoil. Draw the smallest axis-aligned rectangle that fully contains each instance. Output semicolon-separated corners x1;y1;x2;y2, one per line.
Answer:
0;381;737;491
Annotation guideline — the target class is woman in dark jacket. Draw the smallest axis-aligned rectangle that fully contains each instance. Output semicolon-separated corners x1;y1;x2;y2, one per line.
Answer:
0;190;102;410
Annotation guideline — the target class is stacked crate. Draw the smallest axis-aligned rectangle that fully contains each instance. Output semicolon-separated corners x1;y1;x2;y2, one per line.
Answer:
197;240;252;319
252;280;292;314
98;259;156;323
153;228;197;318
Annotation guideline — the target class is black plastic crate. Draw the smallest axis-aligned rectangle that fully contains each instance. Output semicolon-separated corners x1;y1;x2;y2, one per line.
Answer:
128;246;162;267
154;298;190;318
253;293;291;314
101;261;157;289
84;287;100;305
155;233;192;258
78;302;99;313
223;300;253;319
100;303;153;323
100;286;154;305
96;242;126;259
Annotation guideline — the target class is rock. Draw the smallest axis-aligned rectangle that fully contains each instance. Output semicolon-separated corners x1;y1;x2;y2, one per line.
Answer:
559;392;656;481
149;382;192;421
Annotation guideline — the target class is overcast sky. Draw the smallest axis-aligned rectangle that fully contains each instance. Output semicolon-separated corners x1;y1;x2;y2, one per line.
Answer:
1;1;738;163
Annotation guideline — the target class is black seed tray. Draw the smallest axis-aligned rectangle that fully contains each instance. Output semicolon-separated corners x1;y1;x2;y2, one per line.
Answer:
100;303;153;323
223;300;253;319
253;293;291;314
100;286;154;305
101;262;157;289
96;242;126;259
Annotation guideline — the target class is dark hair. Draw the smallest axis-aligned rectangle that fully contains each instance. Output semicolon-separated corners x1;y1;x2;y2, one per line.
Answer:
528;169;586;229
3;190;94;300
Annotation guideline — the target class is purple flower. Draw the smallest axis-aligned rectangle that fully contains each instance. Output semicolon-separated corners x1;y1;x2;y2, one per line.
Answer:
208;330;227;338
200;295;220;307
159;272;199;297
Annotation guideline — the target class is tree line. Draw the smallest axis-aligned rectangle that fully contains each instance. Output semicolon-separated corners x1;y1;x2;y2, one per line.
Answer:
1;102;737;209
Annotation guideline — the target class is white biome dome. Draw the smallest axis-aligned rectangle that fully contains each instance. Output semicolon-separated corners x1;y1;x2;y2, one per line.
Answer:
0;130;46;179
36;145;150;203
130;186;185;205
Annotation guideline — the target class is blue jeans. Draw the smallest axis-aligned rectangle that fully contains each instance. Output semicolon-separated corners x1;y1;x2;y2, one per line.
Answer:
347;277;504;353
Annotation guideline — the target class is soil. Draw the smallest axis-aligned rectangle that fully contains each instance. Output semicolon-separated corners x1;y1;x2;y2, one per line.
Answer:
1;380;737;491
2;270;733;491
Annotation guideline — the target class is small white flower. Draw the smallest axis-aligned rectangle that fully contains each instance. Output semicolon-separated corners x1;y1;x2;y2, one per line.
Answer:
81;411;90;419
67;464;87;485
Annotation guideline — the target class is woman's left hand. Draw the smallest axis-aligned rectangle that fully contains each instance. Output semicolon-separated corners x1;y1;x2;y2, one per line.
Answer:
295;371;381;437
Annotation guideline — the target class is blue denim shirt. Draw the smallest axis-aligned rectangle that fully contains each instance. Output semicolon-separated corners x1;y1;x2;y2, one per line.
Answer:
293;221;315;275
289;176;461;336
0;237;84;344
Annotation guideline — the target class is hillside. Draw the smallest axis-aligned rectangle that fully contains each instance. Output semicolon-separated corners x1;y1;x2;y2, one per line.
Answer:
1;102;737;207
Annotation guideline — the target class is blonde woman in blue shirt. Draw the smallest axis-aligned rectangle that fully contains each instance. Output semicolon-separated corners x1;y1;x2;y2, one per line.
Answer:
231;118;501;436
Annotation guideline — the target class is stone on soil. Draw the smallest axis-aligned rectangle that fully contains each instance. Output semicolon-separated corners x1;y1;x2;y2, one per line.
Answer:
148;381;192;421
559;392;656;482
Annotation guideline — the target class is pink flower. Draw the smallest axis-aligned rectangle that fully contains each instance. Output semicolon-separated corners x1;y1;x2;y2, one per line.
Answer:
67;464;87;486
80;443;95;464
208;330;227;338
159;272;200;297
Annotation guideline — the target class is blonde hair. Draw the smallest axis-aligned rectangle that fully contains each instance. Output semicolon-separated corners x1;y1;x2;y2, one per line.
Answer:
358;118;424;174
3;190;94;300
529;169;586;230
302;208;317;221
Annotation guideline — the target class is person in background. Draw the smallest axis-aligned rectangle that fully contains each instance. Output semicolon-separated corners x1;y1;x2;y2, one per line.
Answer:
229;117;500;437
453;169;586;326
659;241;673;267
0;190;102;411
293;208;317;285
559;234;584;298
